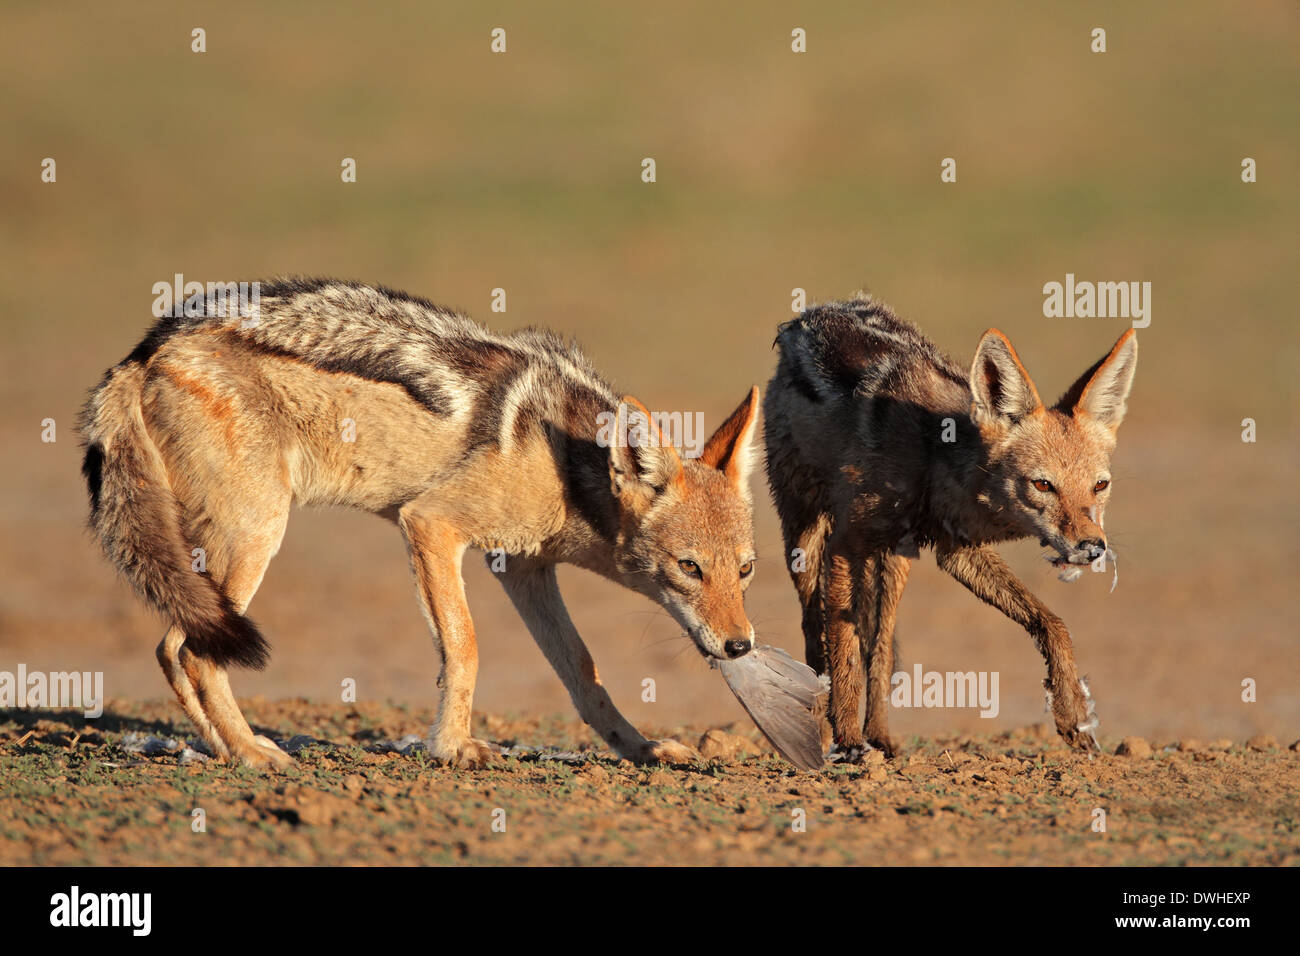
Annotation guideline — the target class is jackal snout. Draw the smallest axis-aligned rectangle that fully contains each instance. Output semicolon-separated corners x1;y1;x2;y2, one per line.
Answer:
724;637;753;658
1047;519;1107;565
1053;536;1107;567
678;577;755;660
1077;537;1107;562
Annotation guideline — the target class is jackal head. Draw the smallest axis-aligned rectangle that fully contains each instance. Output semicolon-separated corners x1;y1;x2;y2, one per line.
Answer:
608;387;760;660
969;328;1138;569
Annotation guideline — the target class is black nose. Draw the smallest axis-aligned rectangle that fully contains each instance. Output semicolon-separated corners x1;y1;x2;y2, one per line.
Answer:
724;639;752;659
1079;538;1107;560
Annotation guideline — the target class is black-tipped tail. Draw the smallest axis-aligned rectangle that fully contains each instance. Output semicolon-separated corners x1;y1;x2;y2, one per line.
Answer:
183;593;271;670
80;368;272;671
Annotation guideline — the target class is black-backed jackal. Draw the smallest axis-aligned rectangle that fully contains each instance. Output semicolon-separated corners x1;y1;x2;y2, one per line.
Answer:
80;279;761;769
763;293;1137;757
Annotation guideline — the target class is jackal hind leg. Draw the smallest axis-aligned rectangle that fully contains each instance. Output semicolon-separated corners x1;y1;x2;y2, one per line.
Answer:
181;527;293;770
155;625;230;760
153;474;294;770
183;651;293;770
142;366;293;768
399;510;497;770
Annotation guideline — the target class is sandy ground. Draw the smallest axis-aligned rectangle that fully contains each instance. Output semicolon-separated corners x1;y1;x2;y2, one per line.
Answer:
2;701;1296;866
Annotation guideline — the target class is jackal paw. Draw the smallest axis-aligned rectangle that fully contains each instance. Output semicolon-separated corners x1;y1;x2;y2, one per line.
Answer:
635;738;701;767
428;736;500;770
864;730;899;759
827;743;868;764
194;733;231;761
828;738;887;763
234;735;294;771
1060;724;1102;754
1049;677;1101;754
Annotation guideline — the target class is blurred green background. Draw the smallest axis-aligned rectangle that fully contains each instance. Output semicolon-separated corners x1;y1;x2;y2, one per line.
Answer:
3;2;1297;742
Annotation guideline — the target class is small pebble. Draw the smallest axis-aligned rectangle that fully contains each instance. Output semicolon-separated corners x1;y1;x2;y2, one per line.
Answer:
1116;737;1151;758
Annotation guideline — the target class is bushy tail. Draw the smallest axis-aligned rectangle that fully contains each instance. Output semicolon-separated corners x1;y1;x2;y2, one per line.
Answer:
79;364;269;669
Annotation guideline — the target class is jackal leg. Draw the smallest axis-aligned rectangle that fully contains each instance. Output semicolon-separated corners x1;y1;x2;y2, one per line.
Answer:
155;626;229;760
784;513;832;675
142;370;294;768
178;547;292;769
860;552;911;757
182;652;292;769
766;437;832;674
496;560;697;765
399;510;497;769
154;521;291;769
822;531;866;753
935;543;1100;753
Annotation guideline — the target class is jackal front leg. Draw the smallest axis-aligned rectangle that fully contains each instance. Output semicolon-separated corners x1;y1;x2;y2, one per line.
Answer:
935;544;1100;753
860;552;911;757
822;533;866;755
496;561;698;766
400;511;498;769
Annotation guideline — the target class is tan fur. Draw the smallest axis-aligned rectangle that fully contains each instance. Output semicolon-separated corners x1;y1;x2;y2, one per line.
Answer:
80;280;762;769
764;294;1138;757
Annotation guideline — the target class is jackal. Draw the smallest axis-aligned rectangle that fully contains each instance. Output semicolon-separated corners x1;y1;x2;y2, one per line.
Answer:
764;293;1138;756
80;279;761;769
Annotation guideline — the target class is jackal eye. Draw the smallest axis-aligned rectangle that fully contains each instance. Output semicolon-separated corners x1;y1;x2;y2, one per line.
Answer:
738;560;754;578
678;559;702;579
1093;479;1110;493
1031;478;1055;494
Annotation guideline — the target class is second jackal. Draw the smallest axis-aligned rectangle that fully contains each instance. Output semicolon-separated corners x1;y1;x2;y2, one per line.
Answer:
764;293;1138;756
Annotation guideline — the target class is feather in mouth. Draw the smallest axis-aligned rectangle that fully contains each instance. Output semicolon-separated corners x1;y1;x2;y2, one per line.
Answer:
1045;548;1119;591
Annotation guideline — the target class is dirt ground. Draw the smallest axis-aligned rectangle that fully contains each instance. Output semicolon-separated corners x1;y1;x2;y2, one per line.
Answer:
1;701;1296;866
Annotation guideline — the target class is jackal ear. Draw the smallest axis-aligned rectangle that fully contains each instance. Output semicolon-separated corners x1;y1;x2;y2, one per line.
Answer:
700;385;760;496
1055;329;1138;433
607;395;683;498
970;330;1042;427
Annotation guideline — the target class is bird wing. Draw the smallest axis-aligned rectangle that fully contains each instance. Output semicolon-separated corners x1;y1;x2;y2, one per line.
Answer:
719;644;827;771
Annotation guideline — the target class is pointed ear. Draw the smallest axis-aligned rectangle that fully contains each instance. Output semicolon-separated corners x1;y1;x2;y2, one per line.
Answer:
700;386;760;495
1055;329;1138;433
608;395;683;499
969;329;1043;428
